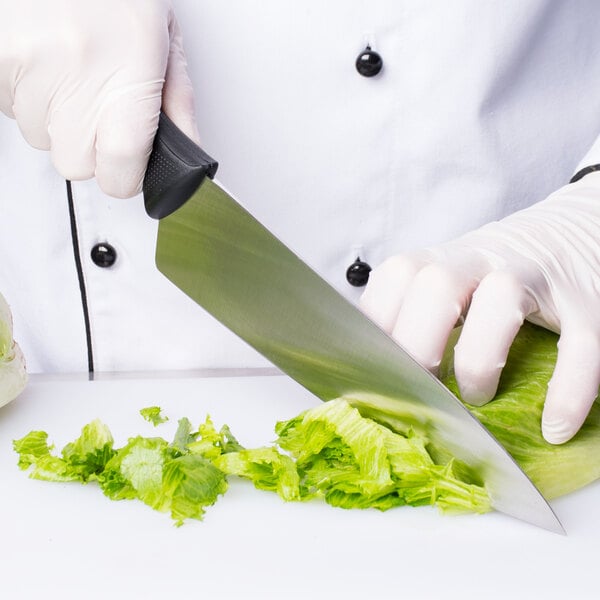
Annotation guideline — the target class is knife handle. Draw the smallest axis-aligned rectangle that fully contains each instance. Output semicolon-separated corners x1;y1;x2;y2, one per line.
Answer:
143;112;219;219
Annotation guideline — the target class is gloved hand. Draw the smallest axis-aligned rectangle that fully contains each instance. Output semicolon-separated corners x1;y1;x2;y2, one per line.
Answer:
360;173;600;445
0;0;197;198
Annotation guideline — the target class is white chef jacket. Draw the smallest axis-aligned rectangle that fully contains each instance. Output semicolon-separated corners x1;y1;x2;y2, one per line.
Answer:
2;0;600;374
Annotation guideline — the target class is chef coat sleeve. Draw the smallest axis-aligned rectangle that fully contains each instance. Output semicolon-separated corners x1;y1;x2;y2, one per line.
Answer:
572;134;600;181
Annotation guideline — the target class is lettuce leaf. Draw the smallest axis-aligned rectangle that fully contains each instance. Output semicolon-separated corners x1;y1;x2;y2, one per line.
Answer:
171;417;196;454
187;416;244;459
214;447;301;501
13;420;114;483
13;431;52;470
161;455;228;526
100;436;169;503
61;419;115;481
139;406;168;426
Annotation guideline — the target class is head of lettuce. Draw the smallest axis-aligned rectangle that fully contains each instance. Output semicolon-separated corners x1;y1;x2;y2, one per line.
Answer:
0;292;27;408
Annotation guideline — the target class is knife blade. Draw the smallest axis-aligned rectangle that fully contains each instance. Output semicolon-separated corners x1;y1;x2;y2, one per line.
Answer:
143;113;563;533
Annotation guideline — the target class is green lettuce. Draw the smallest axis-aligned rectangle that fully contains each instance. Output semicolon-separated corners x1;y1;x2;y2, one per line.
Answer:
99;436;169;503
0;292;27;408
187;416;244;458
15;416;231;525
214;399;489;513
160;455;228;525
13;420;114;483
139;406;168;426
214;447;301;501
13;322;600;523
440;322;600;499
171;417;196;454
61;419;115;481
276;399;490;513
14;430;52;470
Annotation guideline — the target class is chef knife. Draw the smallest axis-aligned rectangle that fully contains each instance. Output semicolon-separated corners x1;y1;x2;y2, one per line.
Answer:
143;113;563;533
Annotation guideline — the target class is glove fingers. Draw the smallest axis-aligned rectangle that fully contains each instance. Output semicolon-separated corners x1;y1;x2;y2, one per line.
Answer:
541;326;600;444
162;16;199;144
48;105;96;181
359;254;428;333
94;82;163;198
454;270;537;406
11;69;52;150
391;262;477;374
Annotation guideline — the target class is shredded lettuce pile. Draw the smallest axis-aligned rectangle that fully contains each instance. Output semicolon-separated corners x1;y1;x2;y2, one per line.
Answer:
14;400;490;525
269;400;489;512
14;417;231;525
13;322;600;524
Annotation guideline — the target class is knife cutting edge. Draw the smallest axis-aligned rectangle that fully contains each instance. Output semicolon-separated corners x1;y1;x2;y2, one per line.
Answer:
143;113;564;534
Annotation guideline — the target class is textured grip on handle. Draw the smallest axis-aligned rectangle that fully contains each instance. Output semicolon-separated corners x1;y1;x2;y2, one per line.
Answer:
143;112;219;219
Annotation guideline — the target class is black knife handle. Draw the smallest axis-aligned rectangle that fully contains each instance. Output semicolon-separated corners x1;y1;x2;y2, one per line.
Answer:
143;112;219;219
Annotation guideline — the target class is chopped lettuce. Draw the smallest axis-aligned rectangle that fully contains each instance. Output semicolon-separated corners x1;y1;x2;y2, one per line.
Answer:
61;419;115;481
13;322;600;524
171;417;196;454
13;421;114;483
187;416;243;458
100;436;169;504
278;400;394;495
15;416;231;525
215;447;301;501
97;434;227;525
139;406;168;426
161;455;227;526
276;399;490;513
14;430;52;470
14;401;487;523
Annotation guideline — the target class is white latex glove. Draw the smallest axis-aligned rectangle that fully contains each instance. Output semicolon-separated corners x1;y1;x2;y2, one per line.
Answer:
360;173;600;445
0;0;198;198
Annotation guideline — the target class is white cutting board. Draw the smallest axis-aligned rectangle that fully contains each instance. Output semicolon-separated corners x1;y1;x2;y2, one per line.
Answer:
0;372;598;600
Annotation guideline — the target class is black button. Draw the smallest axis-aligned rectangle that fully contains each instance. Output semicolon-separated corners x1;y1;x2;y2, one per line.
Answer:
346;258;372;287
355;46;383;77
91;242;117;268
